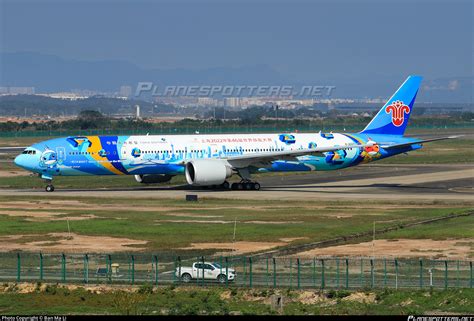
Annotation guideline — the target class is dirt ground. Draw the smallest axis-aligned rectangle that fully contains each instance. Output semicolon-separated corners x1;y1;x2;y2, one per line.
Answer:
0;170;29;177
0;199;464;213
294;238;473;259
0;233;148;253
182;241;287;255
0;210;98;221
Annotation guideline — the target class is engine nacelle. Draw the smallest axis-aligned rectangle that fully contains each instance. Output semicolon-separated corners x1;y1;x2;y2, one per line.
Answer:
185;159;232;186
134;174;173;184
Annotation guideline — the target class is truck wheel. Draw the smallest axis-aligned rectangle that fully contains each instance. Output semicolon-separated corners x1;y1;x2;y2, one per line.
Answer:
181;273;192;283
217;274;227;284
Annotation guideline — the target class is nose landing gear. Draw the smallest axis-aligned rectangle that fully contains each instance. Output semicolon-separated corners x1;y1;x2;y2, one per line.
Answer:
41;174;55;192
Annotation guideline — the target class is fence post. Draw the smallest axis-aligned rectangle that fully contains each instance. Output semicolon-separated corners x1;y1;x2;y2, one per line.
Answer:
128;256;131;283
336;258;340;288
383;258;387;287
273;258;277;288
360;258;364;288
16;253;20;282
219;256;223;285
131;255;135;285
243;256;247;284
345;258;349;289
39;253;43;281
154;255;158;285
107;254;112;283
225;257;229;288
289;258;293;289
266;257;269;287
249;257;253;288
297;258;301;289
61;253;66;283
201;256;205;287
173;256;177;284
313;258;316;288
444;260;448;290
321;259;325;289
456;260;460;288
178;256;183;284
370;259;374;288
419;259;423;289
395;258;398;290
470;261;472;289
84;254;89;284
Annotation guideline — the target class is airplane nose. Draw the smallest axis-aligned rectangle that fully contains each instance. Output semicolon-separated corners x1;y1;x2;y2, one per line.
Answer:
14;150;37;171
14;154;26;168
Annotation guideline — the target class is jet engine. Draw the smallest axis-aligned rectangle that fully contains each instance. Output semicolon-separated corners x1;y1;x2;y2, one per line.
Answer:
185;159;233;186
134;174;173;184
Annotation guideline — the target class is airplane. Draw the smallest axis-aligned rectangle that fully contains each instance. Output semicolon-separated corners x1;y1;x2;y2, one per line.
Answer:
12;75;458;192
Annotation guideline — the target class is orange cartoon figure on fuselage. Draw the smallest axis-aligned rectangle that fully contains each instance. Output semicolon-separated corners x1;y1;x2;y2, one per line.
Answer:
360;144;381;163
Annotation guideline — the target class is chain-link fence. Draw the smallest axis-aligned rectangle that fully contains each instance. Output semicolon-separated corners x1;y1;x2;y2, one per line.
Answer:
1;253;472;289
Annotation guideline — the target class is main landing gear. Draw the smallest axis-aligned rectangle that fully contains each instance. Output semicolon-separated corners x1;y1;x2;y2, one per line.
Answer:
230;181;261;191
45;184;55;192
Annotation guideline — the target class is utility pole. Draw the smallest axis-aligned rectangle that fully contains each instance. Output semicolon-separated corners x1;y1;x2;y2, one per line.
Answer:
232;218;237;255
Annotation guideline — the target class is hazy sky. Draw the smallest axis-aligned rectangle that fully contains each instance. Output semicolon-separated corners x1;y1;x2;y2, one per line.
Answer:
1;0;472;82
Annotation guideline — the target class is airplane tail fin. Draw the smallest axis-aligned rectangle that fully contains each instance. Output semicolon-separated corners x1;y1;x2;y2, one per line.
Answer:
360;75;422;136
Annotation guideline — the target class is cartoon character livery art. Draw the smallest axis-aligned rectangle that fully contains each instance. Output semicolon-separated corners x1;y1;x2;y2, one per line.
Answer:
13;76;459;192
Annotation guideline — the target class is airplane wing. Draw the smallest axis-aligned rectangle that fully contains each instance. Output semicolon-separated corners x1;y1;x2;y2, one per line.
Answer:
380;135;461;150
222;143;370;168
0;146;27;154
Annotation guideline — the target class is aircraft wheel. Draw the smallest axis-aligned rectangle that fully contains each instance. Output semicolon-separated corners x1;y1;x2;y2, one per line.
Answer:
253;182;261;191
237;183;244;190
222;181;230;190
45;184;55;192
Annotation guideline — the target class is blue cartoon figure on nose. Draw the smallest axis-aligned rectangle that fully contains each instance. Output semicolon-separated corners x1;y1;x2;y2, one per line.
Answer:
39;150;58;169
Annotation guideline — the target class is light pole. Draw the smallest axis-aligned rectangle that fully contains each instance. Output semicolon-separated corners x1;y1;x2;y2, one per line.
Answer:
372;220;386;258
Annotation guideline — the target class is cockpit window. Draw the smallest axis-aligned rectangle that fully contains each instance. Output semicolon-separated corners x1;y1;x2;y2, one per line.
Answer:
22;150;36;155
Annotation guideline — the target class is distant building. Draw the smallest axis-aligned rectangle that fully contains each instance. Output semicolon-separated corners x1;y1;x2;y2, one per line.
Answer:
197;97;220;107
135;105;140;119
224;97;241;107
119;85;132;98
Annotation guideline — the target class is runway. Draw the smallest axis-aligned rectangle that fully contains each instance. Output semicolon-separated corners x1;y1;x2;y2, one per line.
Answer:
1;163;473;202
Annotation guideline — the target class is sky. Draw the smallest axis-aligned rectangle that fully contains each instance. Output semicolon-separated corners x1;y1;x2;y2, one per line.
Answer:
0;0;472;83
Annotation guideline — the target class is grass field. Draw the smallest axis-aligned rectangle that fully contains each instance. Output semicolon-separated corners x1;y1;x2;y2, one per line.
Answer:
0;195;472;255
0;283;472;315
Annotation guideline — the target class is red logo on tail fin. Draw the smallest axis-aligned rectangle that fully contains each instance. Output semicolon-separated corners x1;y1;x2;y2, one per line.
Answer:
385;101;410;127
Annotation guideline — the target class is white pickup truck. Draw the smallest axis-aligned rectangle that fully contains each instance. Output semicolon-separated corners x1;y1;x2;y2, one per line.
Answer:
175;262;236;283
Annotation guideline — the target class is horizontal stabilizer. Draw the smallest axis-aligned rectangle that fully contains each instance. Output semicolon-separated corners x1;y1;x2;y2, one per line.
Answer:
380;135;462;150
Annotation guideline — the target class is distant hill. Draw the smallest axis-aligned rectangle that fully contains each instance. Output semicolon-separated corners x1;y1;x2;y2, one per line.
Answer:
1;52;472;103
0;95;176;117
